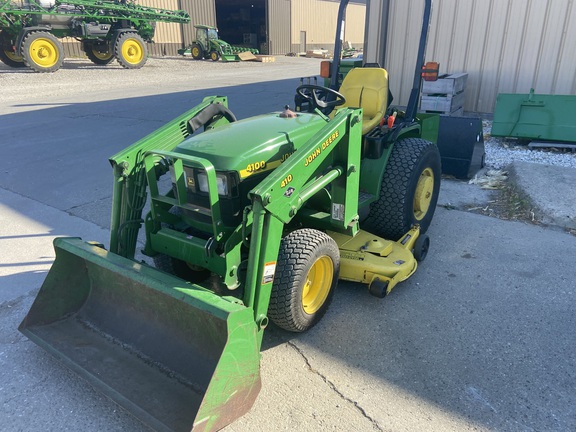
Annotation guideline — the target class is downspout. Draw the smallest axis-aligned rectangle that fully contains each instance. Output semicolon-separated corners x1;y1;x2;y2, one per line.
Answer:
363;0;391;67
405;0;432;122
329;0;350;90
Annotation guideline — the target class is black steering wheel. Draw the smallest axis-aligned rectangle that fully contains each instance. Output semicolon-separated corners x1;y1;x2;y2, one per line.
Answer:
296;85;346;112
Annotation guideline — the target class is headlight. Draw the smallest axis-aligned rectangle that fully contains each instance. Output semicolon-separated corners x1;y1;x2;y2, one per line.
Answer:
197;172;229;196
169;164;190;187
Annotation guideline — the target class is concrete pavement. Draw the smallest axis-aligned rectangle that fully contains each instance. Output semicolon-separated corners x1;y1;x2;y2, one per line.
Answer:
508;161;576;231
2;183;575;432
437;160;576;232
1;56;576;432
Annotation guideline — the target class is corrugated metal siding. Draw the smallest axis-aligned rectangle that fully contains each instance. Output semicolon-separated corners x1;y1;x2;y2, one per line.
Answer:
141;0;185;55
62;40;84;58
179;0;216;46
141;0;216;53
268;0;291;54
385;0;576;113
291;0;365;51
362;0;388;65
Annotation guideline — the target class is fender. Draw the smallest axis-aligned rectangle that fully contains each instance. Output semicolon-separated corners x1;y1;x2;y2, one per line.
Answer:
16;25;52;52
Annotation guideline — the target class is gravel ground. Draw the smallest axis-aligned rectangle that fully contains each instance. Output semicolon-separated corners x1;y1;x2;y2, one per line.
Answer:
483;121;576;170
0;55;322;109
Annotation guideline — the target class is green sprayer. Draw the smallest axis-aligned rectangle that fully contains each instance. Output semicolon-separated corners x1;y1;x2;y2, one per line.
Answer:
0;0;189;72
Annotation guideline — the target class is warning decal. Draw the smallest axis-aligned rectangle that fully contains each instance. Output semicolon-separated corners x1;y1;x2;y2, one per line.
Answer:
262;261;277;284
332;203;345;221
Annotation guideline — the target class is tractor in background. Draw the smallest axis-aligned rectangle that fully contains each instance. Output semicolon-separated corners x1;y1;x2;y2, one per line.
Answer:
179;24;258;62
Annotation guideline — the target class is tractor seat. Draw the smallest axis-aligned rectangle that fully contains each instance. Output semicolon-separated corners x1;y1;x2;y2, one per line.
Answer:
337;67;389;135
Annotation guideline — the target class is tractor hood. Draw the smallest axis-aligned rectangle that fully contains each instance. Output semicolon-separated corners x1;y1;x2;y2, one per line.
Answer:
174;112;328;178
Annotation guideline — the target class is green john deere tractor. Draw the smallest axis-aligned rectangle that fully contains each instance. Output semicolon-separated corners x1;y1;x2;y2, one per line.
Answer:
19;0;440;430
181;24;259;62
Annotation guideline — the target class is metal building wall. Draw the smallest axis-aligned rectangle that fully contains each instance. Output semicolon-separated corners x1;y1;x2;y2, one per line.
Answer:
179;0;217;46
140;0;186;56
62;40;83;58
267;0;292;54
142;0;216;53
384;0;576;113
290;0;366;53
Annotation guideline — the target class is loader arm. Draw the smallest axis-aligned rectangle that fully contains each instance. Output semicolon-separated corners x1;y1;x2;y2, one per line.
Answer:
108;96;232;258
249;108;362;229
243;107;363;335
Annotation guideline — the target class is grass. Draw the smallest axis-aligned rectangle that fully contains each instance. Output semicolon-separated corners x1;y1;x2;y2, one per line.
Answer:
463;178;541;225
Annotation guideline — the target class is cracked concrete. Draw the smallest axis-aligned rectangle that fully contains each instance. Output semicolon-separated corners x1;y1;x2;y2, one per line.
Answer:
226;341;382;432
287;340;385;432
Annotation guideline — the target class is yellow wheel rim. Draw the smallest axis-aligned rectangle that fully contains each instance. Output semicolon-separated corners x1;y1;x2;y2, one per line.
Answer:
92;48;112;61
210;52;218;61
302;255;333;314
29;38;58;67
121;38;144;65
191;46;200;57
5;49;23;63
413;167;434;220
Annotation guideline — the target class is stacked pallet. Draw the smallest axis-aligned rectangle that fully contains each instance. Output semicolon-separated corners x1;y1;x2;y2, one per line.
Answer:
254;55;276;62
420;73;468;116
306;49;330;59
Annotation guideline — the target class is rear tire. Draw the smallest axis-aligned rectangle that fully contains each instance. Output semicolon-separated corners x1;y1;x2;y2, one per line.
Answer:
190;43;203;60
21;31;64;73
269;229;339;332
363;138;441;240
0;31;25;68
85;42;114;65
115;32;147;69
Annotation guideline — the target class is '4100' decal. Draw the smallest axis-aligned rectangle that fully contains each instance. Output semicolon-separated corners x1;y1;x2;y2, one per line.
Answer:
245;161;266;173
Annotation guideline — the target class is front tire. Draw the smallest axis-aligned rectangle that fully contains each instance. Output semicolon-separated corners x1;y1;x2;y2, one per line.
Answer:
21;32;64;73
269;229;339;332
363;138;441;240
209;50;220;61
115;33;147;69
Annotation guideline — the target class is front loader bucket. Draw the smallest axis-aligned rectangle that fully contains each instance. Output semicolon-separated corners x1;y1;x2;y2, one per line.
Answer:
19;238;261;432
221;54;239;62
